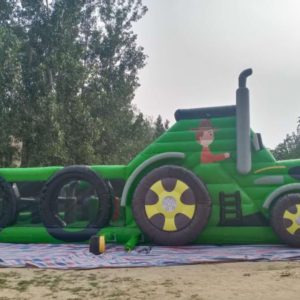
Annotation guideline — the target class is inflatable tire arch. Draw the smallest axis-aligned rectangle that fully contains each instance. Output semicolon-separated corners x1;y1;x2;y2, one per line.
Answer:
121;152;186;207
271;193;300;247
132;165;212;246
0;177;17;228
40;166;112;242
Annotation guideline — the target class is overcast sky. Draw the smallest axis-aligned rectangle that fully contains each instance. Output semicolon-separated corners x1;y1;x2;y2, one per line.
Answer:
132;0;300;149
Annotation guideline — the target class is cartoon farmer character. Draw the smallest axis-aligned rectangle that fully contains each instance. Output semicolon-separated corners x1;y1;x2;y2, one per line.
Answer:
195;119;230;163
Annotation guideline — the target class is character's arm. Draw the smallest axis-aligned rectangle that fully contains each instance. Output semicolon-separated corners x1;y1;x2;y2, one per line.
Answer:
201;151;230;163
211;153;229;162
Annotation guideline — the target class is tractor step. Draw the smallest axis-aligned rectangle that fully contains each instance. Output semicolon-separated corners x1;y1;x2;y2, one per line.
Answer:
219;191;243;226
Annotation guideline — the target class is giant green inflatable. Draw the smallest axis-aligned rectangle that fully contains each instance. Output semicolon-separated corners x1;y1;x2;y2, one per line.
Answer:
1;69;300;251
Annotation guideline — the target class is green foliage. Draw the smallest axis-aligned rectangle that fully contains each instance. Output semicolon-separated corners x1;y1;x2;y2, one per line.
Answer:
153;115;169;139
272;118;300;160
0;26;23;166
0;0;163;167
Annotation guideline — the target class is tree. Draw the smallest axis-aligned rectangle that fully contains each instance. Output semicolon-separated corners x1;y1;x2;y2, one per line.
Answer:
272;118;300;160
0;26;24;166
153;115;169;139
0;0;154;167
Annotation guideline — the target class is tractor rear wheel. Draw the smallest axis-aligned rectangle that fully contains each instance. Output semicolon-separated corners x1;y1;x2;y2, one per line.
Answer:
132;165;211;246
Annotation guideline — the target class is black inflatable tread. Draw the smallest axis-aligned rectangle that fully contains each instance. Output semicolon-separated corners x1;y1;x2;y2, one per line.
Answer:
40;166;112;242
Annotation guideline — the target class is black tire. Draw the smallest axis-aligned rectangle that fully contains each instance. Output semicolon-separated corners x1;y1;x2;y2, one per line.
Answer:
132;165;211;246
271;193;300;247
0;177;17;228
40;166;112;242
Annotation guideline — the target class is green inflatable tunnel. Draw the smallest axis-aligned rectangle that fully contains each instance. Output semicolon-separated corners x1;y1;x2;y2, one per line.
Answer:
1;69;300;251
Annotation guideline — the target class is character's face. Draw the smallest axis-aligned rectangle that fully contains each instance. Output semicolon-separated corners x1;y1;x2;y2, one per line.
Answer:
198;129;214;146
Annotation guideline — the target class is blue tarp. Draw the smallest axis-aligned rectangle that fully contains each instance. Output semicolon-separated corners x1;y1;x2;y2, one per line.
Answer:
0;243;300;269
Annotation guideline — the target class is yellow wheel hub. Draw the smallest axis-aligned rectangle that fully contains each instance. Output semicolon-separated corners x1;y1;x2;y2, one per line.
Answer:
283;204;300;235
145;179;196;232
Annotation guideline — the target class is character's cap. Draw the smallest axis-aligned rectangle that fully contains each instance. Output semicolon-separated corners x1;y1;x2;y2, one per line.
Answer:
192;119;217;132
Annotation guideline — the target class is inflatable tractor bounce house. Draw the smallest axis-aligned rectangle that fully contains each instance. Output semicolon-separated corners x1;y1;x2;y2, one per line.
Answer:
1;68;300;254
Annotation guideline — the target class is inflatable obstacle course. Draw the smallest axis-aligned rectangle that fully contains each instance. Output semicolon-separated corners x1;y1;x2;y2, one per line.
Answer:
1;69;300;251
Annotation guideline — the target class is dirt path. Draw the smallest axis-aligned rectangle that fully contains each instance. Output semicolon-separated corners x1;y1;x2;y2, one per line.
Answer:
0;261;299;299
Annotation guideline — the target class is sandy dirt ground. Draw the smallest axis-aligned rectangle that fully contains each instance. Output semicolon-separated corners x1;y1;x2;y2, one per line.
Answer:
0;261;299;300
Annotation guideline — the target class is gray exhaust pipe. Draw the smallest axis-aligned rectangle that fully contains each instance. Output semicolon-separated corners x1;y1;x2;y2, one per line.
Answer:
236;69;252;175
